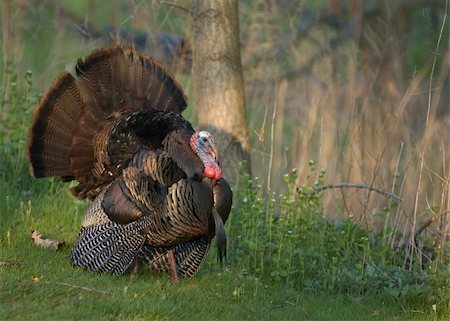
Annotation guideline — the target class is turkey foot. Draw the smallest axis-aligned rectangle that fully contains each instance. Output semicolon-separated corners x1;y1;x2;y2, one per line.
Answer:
168;248;179;283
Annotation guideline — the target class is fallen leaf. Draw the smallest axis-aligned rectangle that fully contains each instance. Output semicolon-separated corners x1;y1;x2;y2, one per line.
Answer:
30;230;65;250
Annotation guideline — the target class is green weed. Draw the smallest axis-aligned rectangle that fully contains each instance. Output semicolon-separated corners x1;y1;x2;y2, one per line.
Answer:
226;162;450;316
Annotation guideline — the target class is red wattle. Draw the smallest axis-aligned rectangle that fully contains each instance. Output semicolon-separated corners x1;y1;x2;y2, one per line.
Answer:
204;167;216;179
204;165;222;180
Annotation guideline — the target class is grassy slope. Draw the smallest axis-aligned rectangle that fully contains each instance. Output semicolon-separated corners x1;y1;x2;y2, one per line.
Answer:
0;164;440;321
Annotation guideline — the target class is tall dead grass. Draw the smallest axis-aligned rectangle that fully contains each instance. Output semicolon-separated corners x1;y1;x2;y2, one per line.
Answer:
240;1;449;261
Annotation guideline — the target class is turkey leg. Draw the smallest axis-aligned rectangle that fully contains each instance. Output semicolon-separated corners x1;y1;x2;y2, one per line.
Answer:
130;256;139;279
167;248;179;283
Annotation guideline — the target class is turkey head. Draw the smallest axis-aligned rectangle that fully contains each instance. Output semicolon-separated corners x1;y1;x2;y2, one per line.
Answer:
190;131;222;180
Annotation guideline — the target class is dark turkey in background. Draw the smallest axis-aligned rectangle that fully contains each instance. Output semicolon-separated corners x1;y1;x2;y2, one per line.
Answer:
73;22;190;73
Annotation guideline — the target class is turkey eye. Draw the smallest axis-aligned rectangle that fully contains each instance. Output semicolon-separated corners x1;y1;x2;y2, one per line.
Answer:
202;137;208;142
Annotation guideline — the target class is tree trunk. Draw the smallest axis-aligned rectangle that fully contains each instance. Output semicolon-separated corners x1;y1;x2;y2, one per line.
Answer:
191;0;251;183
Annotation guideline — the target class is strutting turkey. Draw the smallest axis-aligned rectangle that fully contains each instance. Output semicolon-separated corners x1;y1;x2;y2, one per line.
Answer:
26;46;232;281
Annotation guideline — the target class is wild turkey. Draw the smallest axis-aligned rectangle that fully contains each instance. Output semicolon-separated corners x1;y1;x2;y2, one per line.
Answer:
26;46;232;280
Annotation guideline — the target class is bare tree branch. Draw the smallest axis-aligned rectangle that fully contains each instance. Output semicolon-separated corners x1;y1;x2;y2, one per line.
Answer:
300;183;402;202
156;0;191;15
415;210;450;238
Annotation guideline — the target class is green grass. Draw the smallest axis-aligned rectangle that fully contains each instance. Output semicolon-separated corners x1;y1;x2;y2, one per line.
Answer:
1;266;425;321
0;212;439;321
0;136;445;321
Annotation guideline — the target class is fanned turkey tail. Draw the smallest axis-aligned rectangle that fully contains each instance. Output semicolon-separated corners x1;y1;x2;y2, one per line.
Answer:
26;46;188;199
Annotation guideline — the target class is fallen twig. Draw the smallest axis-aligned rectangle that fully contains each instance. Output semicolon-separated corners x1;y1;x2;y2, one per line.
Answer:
30;230;66;250
0;259;24;266
299;183;402;202
347;294;371;311
39;281;110;296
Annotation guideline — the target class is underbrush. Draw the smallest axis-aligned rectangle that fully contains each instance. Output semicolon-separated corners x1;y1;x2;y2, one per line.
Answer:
226;163;450;314
1;68;39;191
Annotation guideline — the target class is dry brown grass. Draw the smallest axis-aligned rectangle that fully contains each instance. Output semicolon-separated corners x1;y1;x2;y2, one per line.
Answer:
239;1;450;261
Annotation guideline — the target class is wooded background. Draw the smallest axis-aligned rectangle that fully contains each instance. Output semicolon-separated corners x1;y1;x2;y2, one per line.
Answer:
1;0;449;245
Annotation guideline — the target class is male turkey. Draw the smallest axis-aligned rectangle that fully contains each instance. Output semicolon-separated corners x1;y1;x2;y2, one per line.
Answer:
26;46;232;280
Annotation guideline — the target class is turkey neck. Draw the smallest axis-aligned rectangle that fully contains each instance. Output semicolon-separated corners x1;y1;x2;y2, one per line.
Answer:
162;130;205;181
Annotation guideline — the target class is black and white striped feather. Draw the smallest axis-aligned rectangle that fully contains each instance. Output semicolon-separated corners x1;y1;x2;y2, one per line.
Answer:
139;238;210;277
70;190;152;275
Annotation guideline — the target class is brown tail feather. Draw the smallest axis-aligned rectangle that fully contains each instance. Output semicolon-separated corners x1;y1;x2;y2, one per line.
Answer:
27;46;188;197
27;72;82;177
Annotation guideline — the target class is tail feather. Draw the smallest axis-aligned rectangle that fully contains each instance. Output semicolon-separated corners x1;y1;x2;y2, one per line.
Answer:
212;208;227;262
33;136;71;151
27;72;82;178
